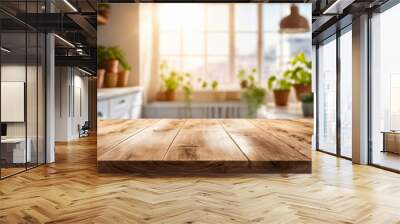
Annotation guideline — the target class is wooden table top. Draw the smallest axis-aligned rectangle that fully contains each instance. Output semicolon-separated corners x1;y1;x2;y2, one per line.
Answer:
97;119;313;163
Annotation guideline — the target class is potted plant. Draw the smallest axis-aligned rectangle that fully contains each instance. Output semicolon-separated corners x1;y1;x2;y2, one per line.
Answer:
162;71;181;101
98;46;119;88
98;45;119;74
160;62;182;101
98;46;131;88
301;92;314;117
106;47;131;87
116;53;131;87
283;52;312;101
268;75;292;106
238;68;266;117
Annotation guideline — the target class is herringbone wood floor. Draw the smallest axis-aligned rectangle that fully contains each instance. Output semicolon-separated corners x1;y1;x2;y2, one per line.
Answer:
1;135;400;223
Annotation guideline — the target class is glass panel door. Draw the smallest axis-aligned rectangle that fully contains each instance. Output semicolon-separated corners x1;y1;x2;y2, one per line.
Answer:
1;30;28;177
317;37;337;154
0;1;46;178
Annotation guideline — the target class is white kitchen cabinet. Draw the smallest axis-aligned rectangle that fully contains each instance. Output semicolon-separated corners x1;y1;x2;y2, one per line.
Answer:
97;87;143;119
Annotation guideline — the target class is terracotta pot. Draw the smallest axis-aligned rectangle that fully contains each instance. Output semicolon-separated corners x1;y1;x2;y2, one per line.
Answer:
104;60;119;73
293;84;311;101
156;91;166;101
98;9;109;19
97;69;105;89
273;89;290;106
164;90;176;101
117;70;130;87
104;72;118;88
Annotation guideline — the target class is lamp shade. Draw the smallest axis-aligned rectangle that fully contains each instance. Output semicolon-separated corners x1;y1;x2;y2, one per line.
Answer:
279;4;310;33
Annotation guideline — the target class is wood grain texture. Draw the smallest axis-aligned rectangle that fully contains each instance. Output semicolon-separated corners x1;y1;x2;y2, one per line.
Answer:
164;119;247;161
221;119;310;161
98;119;185;161
248;119;311;159
1;136;400;223
97;119;158;156
98;119;312;174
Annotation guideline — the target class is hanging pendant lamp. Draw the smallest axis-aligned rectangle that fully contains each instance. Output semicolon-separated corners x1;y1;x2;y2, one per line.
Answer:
279;4;310;33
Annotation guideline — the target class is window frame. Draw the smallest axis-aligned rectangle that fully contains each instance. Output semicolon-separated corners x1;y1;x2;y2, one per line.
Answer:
158;3;312;89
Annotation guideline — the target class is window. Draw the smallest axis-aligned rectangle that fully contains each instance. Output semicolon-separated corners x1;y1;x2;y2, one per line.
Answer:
339;28;352;158
159;4;230;86
371;3;400;171
262;4;312;82
234;4;258;79
158;3;311;88
0;2;46;179
206;4;230;84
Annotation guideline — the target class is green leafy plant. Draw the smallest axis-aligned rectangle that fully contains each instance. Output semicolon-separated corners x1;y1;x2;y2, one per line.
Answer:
161;70;182;92
200;80;208;89
267;75;292;91
238;68;266;117
238;68;256;89
283;52;312;85
97;45;131;70
97;45;107;69
211;80;219;91
301;92;313;103
182;73;193;105
159;62;194;108
159;61;183;92
198;78;219;91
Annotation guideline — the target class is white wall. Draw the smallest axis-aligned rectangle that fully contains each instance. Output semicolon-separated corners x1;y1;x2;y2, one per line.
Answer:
98;4;140;86
55;67;89;141
71;74;89;138
55;67;70;141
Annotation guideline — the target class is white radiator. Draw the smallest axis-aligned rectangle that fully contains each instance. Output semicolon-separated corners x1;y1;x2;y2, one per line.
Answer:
144;101;248;118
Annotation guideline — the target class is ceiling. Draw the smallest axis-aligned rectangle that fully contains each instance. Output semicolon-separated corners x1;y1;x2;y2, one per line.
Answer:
0;0;97;73
1;0;396;73
311;0;391;44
